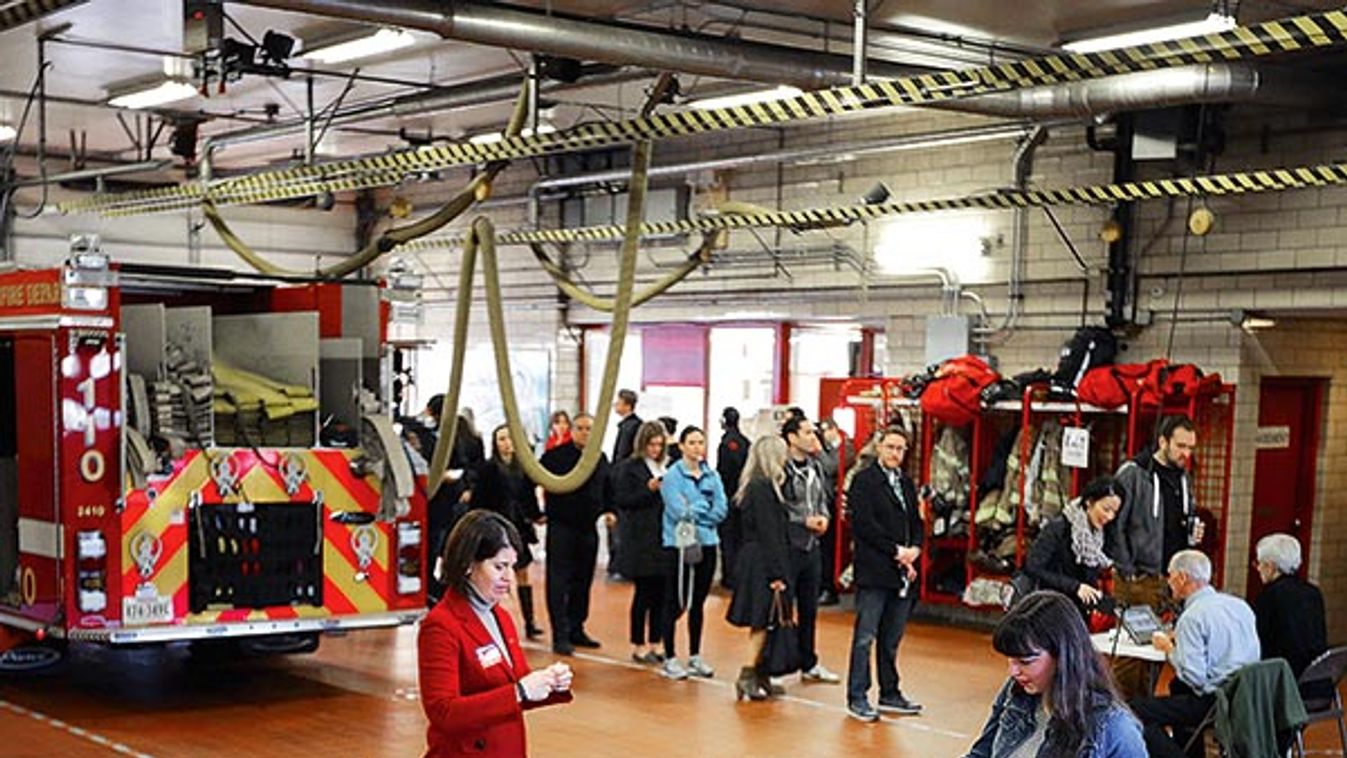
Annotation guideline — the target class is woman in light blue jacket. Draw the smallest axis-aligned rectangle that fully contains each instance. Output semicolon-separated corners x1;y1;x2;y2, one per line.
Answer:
657;425;728;681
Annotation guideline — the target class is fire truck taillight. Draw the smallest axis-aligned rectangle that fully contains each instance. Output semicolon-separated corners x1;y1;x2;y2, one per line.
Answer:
396;522;422;595
62;238;116;311
76;530;108;613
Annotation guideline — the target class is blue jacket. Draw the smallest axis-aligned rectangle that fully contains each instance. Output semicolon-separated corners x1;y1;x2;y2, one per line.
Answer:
963;680;1146;758
659;459;728;548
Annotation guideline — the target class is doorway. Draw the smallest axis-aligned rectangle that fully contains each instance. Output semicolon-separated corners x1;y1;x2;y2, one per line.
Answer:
1247;377;1325;597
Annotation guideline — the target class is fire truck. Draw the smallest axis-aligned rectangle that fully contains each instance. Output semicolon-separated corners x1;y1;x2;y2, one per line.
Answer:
0;238;428;666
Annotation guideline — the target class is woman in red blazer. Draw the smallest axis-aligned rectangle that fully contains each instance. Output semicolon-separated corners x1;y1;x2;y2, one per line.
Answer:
419;510;573;757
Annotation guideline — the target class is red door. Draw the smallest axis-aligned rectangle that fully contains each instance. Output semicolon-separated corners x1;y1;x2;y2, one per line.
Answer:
1247;378;1324;597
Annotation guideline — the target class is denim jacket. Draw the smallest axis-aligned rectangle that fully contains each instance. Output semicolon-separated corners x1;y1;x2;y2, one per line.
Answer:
659;460;728;548
963;680;1146;758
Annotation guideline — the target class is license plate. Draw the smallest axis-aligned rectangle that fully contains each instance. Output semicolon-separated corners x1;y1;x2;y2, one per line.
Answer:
122;595;173;626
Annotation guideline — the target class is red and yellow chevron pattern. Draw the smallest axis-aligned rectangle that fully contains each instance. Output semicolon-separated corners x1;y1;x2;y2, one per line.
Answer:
118;449;425;630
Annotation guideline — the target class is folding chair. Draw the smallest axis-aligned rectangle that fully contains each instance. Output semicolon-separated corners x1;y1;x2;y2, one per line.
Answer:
1294;646;1347;758
1183;659;1306;757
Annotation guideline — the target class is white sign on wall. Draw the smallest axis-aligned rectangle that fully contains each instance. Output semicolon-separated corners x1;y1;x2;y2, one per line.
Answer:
1061;427;1090;469
1255;426;1291;450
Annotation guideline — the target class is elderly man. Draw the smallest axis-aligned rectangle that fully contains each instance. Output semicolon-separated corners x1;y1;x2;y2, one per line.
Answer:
1130;550;1260;758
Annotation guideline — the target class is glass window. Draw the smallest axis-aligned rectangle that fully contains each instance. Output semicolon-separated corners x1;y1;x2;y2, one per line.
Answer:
789;326;860;420
706;327;776;456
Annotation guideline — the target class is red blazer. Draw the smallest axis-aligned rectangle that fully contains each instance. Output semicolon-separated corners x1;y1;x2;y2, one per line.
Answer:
418;590;571;757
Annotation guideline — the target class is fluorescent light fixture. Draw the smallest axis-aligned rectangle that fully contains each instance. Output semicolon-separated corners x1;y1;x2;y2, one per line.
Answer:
874;213;992;281
302;28;416;64
468;123;556;145
1063;13;1236;53
690;85;802;111
1241;317;1276;330
108;80;198;110
0;124;15;143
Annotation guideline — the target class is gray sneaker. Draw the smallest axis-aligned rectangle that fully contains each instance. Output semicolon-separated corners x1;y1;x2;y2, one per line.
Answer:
685;655;714;678
660;658;689;680
801;663;841;684
847;701;880;722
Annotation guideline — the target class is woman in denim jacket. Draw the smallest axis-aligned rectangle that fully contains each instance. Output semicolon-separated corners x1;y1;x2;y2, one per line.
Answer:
964;591;1145;758
657;426;728;681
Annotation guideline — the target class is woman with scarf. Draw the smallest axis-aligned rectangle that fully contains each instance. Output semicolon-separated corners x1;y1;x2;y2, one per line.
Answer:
1022;477;1122;618
473;424;545;639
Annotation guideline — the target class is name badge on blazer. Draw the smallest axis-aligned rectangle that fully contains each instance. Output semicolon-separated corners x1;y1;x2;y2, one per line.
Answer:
476;644;504;670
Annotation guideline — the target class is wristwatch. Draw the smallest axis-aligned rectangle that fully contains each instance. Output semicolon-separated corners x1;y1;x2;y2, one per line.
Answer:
516;682;527;702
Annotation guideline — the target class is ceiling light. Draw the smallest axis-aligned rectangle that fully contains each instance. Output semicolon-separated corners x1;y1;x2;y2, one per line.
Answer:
1229;309;1276;331
302;28;415;64
108;80;199;110
468;123;556;145
690;85;803;111
1062;12;1236;53
0;125;16;143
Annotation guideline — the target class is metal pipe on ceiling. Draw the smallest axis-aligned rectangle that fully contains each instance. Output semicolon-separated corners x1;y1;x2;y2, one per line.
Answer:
239;0;931;89
203;64;638;154
8;159;169;188
239;0;1332;120
531;121;1045;193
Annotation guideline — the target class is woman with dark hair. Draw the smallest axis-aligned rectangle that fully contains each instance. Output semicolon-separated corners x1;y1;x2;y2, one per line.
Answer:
544;410;571;452
1022;477;1122;618
725;435;792;701
963;590;1144;758
473;424;544;639
418;510;573;757
657;425;728;681
613;421;673;665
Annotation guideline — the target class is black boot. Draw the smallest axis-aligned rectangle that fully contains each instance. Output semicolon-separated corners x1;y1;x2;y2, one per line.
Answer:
518;586;544;639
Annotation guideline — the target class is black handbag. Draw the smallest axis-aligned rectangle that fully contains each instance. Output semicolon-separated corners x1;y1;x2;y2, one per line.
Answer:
761;589;802;676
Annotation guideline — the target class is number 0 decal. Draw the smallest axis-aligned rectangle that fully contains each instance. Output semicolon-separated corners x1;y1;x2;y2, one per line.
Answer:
80;449;106;482
21;567;37;606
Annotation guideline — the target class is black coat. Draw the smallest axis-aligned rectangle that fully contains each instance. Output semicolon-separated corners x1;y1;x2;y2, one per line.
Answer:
611;458;669;578
612;414;642;462
846;462;923;591
715;428;750;497
474;461;540;544
726;478;793;629
1023;515;1103;615
539;443;611;529
1255;574;1328;679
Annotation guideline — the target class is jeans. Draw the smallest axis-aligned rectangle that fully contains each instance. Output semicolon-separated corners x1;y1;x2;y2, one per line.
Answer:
662;545;717;658
545;522;599;643
846;586;915;705
629;575;664;645
788;547;822;672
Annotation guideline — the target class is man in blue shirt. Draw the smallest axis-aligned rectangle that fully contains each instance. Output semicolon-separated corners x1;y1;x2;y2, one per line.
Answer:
1130;550;1260;757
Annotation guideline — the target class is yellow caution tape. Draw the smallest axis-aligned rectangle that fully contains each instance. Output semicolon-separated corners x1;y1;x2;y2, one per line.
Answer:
58;8;1347;216
393;160;1347;249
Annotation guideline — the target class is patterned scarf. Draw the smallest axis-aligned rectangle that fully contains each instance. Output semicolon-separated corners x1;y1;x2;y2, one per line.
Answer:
1064;499;1111;569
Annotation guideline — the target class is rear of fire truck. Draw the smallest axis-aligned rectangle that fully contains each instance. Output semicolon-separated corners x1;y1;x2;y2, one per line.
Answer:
0;238;428;667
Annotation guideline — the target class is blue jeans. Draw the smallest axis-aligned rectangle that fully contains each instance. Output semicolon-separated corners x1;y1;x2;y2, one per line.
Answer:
846;586;914;705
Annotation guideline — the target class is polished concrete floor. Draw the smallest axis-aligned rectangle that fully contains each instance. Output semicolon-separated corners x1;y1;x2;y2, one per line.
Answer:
2;564;1344;757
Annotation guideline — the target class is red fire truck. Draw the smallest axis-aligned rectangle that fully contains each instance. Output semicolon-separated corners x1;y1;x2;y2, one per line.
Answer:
0;240;428;666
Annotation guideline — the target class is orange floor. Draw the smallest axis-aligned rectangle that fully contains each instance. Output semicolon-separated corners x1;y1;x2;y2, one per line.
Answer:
1;565;1343;757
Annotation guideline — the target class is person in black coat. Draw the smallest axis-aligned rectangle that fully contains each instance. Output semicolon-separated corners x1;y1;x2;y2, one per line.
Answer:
1022;476;1123;619
844;427;925;722
609;389;642;579
716;407;751;590
725;435;792;701
1253;533;1330;699
613;421;674;665
539;413;611;655
473;423;544;639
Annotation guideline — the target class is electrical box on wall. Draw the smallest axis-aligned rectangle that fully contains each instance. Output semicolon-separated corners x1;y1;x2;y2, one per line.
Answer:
925;315;970;365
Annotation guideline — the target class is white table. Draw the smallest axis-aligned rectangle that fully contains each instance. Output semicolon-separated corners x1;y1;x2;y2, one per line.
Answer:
1092;629;1167;694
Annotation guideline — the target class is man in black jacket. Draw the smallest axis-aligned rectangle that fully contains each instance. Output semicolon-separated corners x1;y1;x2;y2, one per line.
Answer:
716;406;750;589
844;427;924;722
608;389;641;579
541;413;611;655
